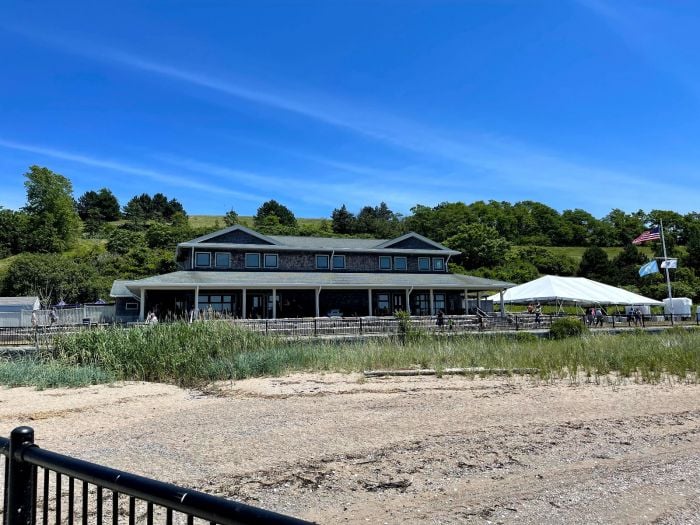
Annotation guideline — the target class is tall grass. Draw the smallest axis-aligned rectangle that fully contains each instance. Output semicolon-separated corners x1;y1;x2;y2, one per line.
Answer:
50;322;700;386
0;357;113;389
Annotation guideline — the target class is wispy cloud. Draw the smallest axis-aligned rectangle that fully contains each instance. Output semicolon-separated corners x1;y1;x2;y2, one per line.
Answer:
6;26;698;214
0;139;265;202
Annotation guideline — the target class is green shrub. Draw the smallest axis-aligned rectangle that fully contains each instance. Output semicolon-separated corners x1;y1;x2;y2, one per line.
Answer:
550;317;588;340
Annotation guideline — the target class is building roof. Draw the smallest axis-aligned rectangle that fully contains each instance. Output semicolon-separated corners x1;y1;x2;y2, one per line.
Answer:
0;296;40;308
177;225;460;255
123;271;513;294
110;280;140;299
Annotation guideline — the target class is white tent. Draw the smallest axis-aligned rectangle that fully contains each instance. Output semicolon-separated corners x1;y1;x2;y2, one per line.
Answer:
487;275;662;308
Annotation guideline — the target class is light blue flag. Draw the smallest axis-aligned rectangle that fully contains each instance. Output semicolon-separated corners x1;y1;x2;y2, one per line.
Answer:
639;259;659;277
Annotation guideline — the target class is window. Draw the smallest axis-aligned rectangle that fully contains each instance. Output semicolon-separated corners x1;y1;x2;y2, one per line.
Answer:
394;256;407;271
432;257;445;271
379;256;392;270
332;255;345;269
418;257;430;271
198;294;235;313
377;293;390;313
264;253;278;268
316;254;330;269
214;252;230;269
195;252;211;268
125;302;138;311
245;253;261;268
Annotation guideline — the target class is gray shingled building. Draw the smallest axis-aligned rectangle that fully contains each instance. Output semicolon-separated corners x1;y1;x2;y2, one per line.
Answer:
111;225;513;322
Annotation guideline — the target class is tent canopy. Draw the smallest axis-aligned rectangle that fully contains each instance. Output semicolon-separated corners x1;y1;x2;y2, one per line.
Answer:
487;275;662;306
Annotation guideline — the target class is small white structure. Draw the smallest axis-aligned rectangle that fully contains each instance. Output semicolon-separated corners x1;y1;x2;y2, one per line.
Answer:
0;296;41;327
663;297;692;319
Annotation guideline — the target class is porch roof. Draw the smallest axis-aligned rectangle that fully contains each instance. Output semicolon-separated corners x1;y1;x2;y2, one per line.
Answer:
123;271;514;294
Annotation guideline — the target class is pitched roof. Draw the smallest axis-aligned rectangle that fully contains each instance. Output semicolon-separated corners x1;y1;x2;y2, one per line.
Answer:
0;296;40;308
123;271;513;293
110;280;140;299
177;225;460;255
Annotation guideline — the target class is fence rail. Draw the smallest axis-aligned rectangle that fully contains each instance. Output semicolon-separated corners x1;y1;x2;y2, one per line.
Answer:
0;313;697;348
0;427;312;525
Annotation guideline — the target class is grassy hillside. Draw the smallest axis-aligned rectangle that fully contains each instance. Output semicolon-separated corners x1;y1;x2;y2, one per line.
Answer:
188;215;328;230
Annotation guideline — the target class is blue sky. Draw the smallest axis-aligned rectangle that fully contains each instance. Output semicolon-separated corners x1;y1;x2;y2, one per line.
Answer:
1;1;699;218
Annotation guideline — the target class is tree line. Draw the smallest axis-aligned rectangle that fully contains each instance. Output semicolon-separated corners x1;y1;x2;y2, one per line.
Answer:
1;165;699;305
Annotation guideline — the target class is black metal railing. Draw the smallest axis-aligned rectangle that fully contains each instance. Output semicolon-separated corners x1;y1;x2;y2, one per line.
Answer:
0;427;312;525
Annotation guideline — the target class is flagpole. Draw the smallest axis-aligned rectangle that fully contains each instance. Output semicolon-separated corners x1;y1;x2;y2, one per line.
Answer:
660;219;674;323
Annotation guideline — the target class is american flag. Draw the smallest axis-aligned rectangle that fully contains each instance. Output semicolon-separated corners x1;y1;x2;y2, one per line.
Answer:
632;226;661;245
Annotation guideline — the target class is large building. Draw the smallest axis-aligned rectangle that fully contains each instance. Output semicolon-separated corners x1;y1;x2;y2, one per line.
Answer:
111;225;513;322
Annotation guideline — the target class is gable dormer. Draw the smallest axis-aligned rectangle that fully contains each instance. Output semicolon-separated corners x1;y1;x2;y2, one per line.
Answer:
187;225;278;246
375;232;455;252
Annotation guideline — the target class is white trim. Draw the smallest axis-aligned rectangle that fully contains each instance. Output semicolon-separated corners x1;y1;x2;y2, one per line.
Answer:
418;257;430;271
214;252;231;269
378;255;392;271
245;252;261;268
394;256;407;271
432;257;445;272
264;253;279;269
125;302;139;311
194;251;212;268
332;254;346;270
316;254;330;270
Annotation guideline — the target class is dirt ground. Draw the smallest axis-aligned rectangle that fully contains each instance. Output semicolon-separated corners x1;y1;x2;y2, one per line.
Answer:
0;373;698;524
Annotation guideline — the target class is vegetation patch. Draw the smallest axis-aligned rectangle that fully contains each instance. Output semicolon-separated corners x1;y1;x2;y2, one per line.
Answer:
45;322;700;387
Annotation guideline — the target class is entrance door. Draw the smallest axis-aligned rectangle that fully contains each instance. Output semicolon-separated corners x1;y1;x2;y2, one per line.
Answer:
392;293;404;314
248;294;265;318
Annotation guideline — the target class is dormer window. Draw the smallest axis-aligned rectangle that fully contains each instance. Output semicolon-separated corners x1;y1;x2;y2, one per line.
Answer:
418;257;430;271
379;256;392;270
316;254;330;269
332;255;345;269
214;252;230;269
245;253;261;268
432;257;445;271
195;252;211;268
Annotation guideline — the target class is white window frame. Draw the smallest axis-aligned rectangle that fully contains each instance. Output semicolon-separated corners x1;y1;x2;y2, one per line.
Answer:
214;252;230;269
316;254;330;269
125;302;138;311
195;251;211;268
245;252;261;268
394;256;407;271
379;256;392;270
418;257;430;271
264;253;278;269
432;257;445;271
332;255;346;269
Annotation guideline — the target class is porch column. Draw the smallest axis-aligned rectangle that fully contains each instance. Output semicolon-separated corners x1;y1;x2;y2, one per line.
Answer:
272;289;277;319
464;288;469;314
476;292;481;310
430;289;435;316
242;288;247;319
194;286;199;321
139;288;145;321
499;290;505;318
405;289;411;315
368;289;373;316
315;288;321;317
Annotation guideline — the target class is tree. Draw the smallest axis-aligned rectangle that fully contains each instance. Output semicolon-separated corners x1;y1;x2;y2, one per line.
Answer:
610;244;647;286
331;205;356;234
443;223;511;270
602;209;646;246
76;188;120;222
1;253;100;304
0;208;28;257
22;165;81;252
355;202;403;238
223;209;240;227
578;246;612;283
254;200;297;229
515;246;577;276
684;222;700;272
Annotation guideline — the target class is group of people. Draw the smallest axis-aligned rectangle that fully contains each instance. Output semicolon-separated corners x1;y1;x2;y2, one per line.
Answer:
585;307;606;327
626;307;643;326
145;311;159;324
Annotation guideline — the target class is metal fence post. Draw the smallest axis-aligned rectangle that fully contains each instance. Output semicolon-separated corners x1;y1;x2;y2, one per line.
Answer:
6;426;36;525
